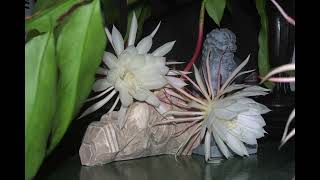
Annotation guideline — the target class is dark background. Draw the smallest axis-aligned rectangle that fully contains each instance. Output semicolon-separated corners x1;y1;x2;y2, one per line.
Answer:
34;0;294;179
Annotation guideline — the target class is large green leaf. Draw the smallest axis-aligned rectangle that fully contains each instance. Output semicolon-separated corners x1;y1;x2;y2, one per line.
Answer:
205;0;226;26
25;0;82;33
25;31;57;180
256;0;274;89
48;0;106;153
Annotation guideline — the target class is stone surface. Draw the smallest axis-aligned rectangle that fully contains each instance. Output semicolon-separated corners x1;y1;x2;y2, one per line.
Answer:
79;102;199;166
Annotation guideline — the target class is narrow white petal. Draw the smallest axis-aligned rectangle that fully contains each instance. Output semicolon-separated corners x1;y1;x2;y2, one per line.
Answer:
281;109;295;143
152;41;176;56
150;21;161;37
225;133;248;156
78;90;117;119
212;130;231;158
119;88;133;107
221;84;249;95
128;12;138;46
228;126;258;145
215;99;236;109
142;77;168;89
165;76;187;88
204;133;211;161
225;102;249;112
237;123;265;138
166;61;185;65
188;101;207;111
118;105;128;129
220;54;250;91
132;88;149;101
214;108;238;120
163;88;186;100
237;115;263;129
86;86;114;102
232;91;269;98
193;65;210;100
96;67;108;75
261;64;295;83
136;36;152;54
107;96;120;114
146;92;160;107
93;79;112;92
127;54;146;70
104;27;113;47
103;52;118;69
247;103;271;114
242;85;270;92
280;128;295;147
112;26;124;56
238;114;266;127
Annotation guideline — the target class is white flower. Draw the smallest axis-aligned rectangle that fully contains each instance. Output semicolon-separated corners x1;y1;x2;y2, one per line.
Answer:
163;53;270;161
79;13;186;128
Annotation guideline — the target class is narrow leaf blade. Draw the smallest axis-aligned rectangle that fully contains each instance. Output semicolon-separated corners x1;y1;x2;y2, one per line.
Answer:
25;31;57;180
48;0;107;153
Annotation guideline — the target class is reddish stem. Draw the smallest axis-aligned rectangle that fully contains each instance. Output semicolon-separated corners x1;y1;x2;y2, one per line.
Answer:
183;1;205;72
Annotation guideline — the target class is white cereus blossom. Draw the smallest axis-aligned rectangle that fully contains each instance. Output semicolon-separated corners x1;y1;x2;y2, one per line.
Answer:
79;13;186;128
162;53;270;161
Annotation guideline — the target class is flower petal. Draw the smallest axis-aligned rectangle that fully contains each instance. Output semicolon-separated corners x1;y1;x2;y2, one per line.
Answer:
214;108;238;120
119;87;133;107
86;86;114;102
150;21;161;37
104;27;113;47
118;105;128;129
93;79;112;92
152;41;176;56
96;67;108;75
228;126;258;145
212;130;232;158
146;92;160;107
112;25;124;56
165;76;187;88
127;54;146;70
141;76;168;89
237;115;263;129
132;88;149;101
225;133;248;156
128;12;138;46
136;35;152;54
103;52;118;69
78;90;117;119
238;114;266;127
193;65;210;100
204;132;211;161
220;54;250;91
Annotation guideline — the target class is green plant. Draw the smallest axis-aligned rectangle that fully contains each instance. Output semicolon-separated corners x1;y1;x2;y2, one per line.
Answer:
25;0;153;179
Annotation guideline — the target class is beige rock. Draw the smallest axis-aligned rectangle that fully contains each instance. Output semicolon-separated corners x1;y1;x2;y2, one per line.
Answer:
79;102;199;166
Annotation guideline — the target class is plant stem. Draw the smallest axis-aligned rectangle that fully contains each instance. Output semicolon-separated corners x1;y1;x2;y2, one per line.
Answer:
183;0;205;72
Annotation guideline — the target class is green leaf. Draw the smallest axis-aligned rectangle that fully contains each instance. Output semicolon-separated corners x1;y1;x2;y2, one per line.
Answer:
25;0;82;33
48;0;106;153
256;0;274;89
205;0;226;26
25;31;57;180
